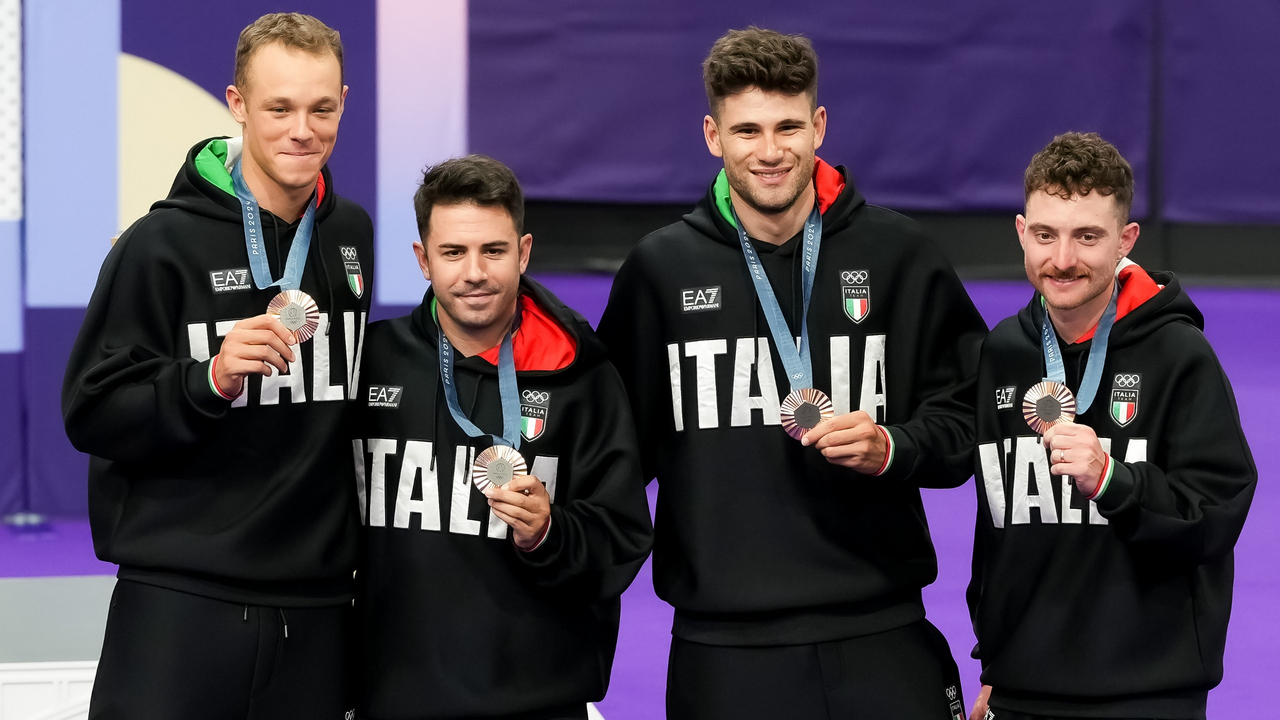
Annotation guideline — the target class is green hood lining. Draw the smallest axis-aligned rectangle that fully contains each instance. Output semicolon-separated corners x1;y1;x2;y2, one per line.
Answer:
712;169;737;230
193;138;236;197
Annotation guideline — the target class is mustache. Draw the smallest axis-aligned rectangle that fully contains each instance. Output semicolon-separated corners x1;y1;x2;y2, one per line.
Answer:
451;282;500;295
1042;267;1089;281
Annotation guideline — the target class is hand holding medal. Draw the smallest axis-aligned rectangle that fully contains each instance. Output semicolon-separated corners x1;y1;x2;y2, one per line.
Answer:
1025;285;1119;496
800;409;891;474
213;315;298;396
1041;422;1109;496
484;474;552;549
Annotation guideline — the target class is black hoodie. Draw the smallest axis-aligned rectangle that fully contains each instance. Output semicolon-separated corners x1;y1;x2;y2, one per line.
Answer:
968;269;1256;719
352;277;653;719
62;137;374;606
597;163;988;646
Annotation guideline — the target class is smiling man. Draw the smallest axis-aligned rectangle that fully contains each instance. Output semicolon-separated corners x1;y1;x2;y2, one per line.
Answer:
351;155;652;720
967;133;1256;720
598;27;988;720
63;13;372;719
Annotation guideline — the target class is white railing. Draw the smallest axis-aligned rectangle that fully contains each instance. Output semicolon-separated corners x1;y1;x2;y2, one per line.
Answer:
0;661;95;720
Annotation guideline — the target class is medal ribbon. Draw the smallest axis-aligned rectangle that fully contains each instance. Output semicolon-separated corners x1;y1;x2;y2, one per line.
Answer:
231;158;317;291
438;304;523;451
731;204;823;392
1041;283;1119;415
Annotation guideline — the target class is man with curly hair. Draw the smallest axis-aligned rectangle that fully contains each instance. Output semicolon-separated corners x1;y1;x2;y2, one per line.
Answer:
967;132;1255;720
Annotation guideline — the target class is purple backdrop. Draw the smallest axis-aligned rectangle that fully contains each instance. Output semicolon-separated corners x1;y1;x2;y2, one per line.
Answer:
23;309;87;515
469;1;1152;216
8;2;378;517
120;0;377;218
11;1;1280;517
1162;3;1280;224
0;354;21;513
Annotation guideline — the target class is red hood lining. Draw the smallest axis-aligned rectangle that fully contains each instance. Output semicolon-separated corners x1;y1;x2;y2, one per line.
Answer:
1074;263;1162;343
475;294;577;371
814;158;845;215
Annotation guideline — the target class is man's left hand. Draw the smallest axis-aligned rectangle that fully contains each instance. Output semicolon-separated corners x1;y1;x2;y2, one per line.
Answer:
803;410;888;474
486;475;551;550
1043;422;1108;496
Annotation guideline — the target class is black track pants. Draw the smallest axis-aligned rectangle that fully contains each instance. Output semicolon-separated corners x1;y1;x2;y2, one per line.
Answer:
667;619;965;720
88;579;350;720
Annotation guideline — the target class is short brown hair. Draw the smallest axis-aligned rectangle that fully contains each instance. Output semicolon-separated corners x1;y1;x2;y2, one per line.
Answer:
414;155;525;240
1025;132;1135;222
234;13;344;89
703;27;818;116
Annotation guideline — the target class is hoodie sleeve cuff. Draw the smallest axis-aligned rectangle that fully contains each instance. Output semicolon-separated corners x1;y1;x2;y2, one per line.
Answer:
515;508;563;566
1092;456;1135;514
871;425;918;481
187;358;234;416
518;515;552;553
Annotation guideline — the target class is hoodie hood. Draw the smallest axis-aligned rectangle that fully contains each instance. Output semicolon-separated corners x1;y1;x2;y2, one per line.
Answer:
412;274;605;377
1020;265;1203;352
153;136;336;224
685;158;866;246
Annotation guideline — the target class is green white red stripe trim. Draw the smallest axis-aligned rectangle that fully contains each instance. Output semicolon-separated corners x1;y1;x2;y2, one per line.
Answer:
873;425;895;476
1087;454;1114;501
208;356;236;401
519;516;551;552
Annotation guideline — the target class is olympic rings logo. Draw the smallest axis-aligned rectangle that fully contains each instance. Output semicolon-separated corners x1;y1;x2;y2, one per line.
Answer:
1114;374;1140;388
522;390;550;404
341;247;358;261
842;270;868;285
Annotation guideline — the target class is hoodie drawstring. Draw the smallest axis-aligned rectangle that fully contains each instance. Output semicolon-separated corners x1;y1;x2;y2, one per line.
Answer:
269;199;333;340
315;220;334;338
242;605;288;639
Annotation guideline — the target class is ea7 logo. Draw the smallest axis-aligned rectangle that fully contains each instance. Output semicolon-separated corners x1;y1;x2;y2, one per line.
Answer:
995;386;1016;410
1110;373;1141;427
681;286;721;313
841;270;870;323
367;385;403;409
520;389;550;441
209;268;251;293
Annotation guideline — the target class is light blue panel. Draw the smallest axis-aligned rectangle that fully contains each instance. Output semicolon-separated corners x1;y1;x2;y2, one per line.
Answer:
24;0;119;308
0;221;18;351
376;0;467;306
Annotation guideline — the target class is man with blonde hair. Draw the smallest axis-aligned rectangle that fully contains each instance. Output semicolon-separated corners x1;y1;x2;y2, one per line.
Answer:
64;13;372;718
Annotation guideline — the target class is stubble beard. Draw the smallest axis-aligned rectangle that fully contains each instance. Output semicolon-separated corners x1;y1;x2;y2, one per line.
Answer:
726;152;816;216
440;283;518;334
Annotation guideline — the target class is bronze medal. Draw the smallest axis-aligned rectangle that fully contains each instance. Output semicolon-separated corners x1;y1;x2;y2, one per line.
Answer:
780;388;834;441
267;289;320;343
472;445;528;493
1022;381;1077;435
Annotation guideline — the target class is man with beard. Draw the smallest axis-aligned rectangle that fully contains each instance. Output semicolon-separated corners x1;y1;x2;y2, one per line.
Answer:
351;155;653;720
967;132;1255;720
598;27;987;720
